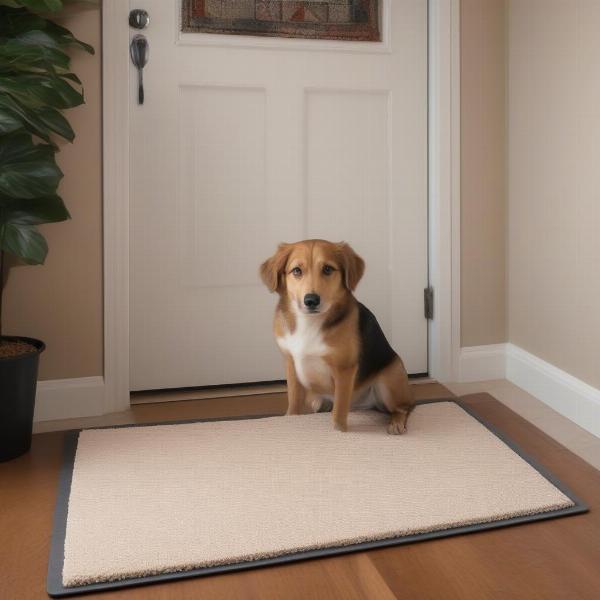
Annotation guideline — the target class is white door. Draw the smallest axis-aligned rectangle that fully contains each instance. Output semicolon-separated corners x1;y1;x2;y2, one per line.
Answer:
130;0;428;391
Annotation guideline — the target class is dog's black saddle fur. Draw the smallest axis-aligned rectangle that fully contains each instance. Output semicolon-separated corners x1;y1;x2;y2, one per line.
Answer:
357;302;397;385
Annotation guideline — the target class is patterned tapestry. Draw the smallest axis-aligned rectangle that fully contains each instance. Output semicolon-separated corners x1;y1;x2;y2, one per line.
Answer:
181;1;380;41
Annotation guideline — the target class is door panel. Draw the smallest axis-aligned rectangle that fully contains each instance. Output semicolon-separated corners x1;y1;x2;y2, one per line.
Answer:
130;1;428;390
179;86;268;288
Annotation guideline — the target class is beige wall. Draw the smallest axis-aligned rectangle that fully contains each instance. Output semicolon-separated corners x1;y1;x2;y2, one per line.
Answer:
460;0;508;347
508;0;600;389
3;6;103;380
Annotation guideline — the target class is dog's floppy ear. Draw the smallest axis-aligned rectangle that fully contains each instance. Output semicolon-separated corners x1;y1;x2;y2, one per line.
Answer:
336;242;365;291
260;243;292;293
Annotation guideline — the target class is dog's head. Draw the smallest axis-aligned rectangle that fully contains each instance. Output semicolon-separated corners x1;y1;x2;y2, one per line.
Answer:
259;240;365;315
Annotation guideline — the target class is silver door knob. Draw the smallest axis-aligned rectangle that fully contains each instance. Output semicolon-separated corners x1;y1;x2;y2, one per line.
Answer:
129;9;150;30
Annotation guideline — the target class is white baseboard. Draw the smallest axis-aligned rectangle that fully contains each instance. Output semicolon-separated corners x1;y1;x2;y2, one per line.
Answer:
458;342;600;439
34;376;106;422
505;344;600;439
458;344;507;382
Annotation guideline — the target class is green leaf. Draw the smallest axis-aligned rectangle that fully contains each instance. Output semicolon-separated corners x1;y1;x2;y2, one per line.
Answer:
0;108;23;135
0;0;63;13
0;75;83;110
13;29;60;48
0;222;48;264
0;7;94;53
0;9;47;37
0;101;51;143
36;106;73;140
0;132;62;199
0;194;70;224
0;39;71;72
58;72;81;84
0;93;75;142
44;20;94;54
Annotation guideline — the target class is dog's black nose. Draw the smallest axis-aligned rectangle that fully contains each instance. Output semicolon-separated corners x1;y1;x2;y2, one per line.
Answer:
304;293;320;309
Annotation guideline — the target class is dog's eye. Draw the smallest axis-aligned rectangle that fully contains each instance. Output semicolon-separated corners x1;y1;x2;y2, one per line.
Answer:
322;265;334;275
291;267;302;277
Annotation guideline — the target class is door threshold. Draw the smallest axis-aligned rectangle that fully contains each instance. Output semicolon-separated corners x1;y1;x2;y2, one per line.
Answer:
130;381;287;405
410;376;437;385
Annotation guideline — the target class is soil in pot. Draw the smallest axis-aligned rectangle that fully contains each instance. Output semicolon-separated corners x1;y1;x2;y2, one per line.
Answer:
0;339;37;359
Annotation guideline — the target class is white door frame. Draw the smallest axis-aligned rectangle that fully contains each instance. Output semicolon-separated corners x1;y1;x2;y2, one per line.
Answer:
101;0;461;414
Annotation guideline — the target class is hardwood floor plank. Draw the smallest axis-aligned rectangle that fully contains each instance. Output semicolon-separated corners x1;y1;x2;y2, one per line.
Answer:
64;553;395;600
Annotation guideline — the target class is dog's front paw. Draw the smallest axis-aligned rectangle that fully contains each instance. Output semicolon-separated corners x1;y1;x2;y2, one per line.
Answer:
333;419;348;432
387;421;407;435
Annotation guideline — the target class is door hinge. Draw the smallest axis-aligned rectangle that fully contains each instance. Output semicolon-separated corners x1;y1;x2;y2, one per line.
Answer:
424;287;434;320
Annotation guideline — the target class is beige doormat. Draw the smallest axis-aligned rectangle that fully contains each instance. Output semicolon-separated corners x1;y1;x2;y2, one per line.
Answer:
48;400;586;597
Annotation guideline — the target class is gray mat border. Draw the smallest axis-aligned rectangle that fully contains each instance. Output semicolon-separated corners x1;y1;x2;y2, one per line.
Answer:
47;398;589;597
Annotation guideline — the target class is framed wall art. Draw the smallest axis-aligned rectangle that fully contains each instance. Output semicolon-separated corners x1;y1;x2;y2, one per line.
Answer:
181;1;381;41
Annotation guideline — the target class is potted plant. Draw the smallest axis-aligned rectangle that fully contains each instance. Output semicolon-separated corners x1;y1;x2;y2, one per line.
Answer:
0;0;94;461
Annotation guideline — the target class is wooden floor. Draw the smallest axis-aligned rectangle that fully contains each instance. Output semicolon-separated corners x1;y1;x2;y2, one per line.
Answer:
1;385;599;599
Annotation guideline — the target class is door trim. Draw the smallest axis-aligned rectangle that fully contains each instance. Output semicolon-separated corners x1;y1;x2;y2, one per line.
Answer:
427;0;461;383
102;0;461;414
103;1;131;413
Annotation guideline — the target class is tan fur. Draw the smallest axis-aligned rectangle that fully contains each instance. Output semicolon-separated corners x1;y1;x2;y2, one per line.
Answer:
260;239;414;434
376;357;415;434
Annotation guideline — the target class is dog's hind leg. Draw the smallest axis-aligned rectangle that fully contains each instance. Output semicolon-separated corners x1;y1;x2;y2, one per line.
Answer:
376;357;415;435
388;408;411;435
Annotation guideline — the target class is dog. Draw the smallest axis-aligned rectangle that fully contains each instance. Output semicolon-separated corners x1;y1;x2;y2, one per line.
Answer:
260;239;414;434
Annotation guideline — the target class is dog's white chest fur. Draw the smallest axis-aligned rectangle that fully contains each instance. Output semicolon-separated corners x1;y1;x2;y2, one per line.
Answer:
276;315;331;390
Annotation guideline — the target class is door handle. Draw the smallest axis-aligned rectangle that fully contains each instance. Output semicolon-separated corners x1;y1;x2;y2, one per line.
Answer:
130;35;149;105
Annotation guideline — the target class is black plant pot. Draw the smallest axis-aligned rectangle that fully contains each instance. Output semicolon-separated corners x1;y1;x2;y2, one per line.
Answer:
0;336;45;462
